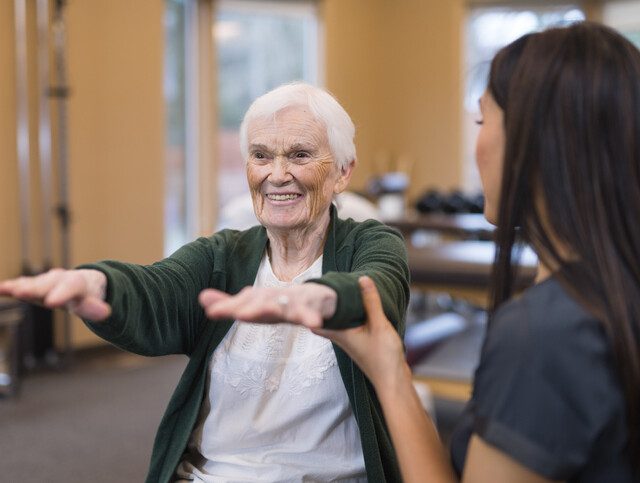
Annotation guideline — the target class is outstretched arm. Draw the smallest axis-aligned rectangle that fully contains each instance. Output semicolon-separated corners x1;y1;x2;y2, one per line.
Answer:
0;268;111;321
2;235;222;356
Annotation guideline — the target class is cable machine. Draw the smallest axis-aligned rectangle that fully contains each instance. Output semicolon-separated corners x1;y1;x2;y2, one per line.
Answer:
14;0;72;369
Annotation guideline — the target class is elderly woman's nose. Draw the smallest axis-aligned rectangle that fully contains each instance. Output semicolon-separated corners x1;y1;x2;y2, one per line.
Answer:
269;157;292;183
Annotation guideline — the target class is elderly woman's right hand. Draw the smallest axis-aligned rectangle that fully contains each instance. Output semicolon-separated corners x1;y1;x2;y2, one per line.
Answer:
0;268;111;321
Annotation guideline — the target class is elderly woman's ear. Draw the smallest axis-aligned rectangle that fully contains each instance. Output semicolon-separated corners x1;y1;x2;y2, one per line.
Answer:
334;159;356;194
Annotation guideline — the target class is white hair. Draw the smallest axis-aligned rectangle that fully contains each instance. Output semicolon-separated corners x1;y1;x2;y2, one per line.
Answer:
239;82;356;170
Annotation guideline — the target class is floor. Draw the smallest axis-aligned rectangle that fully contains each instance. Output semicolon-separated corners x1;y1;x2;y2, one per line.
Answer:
0;348;187;482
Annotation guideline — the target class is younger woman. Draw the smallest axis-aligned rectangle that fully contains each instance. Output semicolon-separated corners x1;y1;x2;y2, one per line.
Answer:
312;22;640;482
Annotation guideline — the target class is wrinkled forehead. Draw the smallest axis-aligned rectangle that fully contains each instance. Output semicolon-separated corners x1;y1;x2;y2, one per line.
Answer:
247;106;329;148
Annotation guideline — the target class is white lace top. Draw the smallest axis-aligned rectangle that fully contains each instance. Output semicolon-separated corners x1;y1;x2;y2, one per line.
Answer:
175;253;367;482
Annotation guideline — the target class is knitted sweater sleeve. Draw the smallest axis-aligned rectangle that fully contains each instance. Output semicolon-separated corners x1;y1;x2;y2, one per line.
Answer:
78;235;224;356
311;221;410;334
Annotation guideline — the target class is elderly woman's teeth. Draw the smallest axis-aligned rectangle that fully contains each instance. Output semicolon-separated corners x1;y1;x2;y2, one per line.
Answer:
268;194;300;201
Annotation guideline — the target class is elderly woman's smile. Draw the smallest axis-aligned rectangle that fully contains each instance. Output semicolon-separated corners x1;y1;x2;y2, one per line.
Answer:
266;192;302;202
246;106;348;233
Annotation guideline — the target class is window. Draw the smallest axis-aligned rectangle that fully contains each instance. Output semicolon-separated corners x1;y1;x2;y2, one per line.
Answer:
164;0;190;255
214;0;320;212
462;5;585;190
604;1;640;49
164;0;320;253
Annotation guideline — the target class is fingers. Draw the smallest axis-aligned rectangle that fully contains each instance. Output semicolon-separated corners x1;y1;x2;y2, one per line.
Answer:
200;289;254;321
208;294;282;323
200;288;253;320
69;296;112;321
358;276;385;325
200;286;323;328
0;269;67;303
0;278;21;297
1;273;40;299
199;288;231;307
0;269;112;321
290;304;323;329
44;271;90;307
213;300;276;322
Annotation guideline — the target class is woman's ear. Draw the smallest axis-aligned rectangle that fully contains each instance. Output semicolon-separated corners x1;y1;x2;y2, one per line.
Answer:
334;159;356;194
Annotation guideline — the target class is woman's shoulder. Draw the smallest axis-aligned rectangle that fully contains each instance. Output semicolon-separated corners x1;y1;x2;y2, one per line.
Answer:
480;276;618;397
199;225;266;249
480;277;612;390
334;213;404;245
490;276;605;353
169;226;267;269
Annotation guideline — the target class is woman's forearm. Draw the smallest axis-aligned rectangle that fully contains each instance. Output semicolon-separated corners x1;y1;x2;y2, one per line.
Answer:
374;364;457;483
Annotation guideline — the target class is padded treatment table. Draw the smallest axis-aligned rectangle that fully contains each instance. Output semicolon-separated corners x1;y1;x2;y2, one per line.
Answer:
384;212;495;241
406;240;538;308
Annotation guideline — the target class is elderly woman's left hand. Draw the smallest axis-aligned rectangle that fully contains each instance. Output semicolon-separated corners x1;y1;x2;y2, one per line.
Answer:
199;283;337;329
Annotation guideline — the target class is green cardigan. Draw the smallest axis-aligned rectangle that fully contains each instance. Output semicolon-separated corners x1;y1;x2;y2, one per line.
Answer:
82;207;410;483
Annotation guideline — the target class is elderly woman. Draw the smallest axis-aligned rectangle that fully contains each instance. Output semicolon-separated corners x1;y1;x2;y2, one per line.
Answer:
0;83;409;482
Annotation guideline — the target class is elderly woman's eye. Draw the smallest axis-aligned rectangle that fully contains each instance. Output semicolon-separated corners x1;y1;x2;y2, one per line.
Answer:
294;151;310;159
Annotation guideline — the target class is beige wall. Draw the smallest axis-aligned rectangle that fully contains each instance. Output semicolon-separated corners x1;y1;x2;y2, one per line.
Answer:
1;0;165;348
323;0;464;200
66;0;164;265
0;2;20;283
65;0;165;346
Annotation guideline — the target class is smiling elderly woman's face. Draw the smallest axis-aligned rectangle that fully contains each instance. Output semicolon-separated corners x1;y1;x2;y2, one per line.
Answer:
246;106;350;232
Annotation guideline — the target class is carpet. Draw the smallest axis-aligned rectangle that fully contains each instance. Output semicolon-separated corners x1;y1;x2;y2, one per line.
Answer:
0;349;187;482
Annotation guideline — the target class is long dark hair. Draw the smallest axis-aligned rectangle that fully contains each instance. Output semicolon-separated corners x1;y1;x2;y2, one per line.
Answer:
488;22;640;466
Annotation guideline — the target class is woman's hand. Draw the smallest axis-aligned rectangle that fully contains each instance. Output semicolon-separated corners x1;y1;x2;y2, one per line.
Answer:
312;276;408;390
199;282;337;329
0;268;111;321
